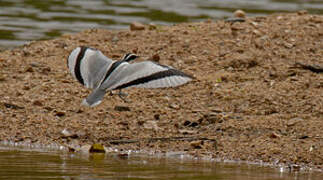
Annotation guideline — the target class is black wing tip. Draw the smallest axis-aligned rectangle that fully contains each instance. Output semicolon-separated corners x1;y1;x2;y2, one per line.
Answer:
151;61;194;79
170;68;194;79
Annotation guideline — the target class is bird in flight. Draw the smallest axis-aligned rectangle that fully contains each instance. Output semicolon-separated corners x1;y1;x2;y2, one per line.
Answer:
67;46;193;107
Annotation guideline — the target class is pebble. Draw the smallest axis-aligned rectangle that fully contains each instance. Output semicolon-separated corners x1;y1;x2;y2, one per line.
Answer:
89;144;106;153
114;106;131;111
179;129;196;135
169;103;180;110
55;111;66;117
61;128;78;138
287;117;303;127
24;66;34;73
252;29;262;37
151;54;160;62
269;132;281;139
80;144;92;153
130;22;145;31
112;36;119;42
148;23;157;30
190;140;203;149
3;102;24;109
0;74;6;81
234;9;246;18
154;114;160;120
143;120;160;131
32;100;43;106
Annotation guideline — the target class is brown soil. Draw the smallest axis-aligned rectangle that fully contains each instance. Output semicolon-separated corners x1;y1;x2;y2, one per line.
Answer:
0;12;322;170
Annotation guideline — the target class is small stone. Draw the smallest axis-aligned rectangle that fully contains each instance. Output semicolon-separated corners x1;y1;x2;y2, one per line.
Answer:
32;100;43;106
23;85;30;90
204;113;223;124
269;132;281;139
112;36;119;42
253;30;262;37
211;108;222;113
61;128;78;138
114;106;131;111
250;21;259;27
55;111;66;117
144;120;160;131
189;122;199;127
130;22;145;31
148;23;157;30
169;103;180;110
89;144;106;153
183;120;191;126
30;62;40;67
0;74;6;81
151;54;160;62
154;114;160;120
298;135;309;139
297;10;308;15
76;130;86;137
117;153;129;158
190;140;203;149
41;67;51;74
287;118;302;127
3;102;24;110
24;66;34;73
284;42;294;48
234;9;246;18
179;129;196;135
44;106;53;111
80;144;92;153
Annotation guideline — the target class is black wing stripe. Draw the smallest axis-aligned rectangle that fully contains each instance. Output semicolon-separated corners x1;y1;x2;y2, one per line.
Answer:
100;61;124;86
115;69;192;90
74;46;88;85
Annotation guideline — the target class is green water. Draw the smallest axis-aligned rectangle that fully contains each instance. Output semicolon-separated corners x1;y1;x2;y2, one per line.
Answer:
0;0;322;48
0;146;322;180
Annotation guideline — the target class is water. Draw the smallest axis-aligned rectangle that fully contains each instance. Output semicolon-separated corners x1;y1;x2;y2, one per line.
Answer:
0;0;322;48
0;146;321;180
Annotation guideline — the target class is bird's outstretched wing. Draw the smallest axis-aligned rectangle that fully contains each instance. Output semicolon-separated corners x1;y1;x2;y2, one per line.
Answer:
83;61;192;107
100;61;193;91
67;46;113;89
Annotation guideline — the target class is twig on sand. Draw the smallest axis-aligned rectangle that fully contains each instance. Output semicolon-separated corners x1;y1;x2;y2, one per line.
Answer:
294;62;323;73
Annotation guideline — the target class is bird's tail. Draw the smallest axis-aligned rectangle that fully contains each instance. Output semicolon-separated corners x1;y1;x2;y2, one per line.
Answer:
82;88;106;107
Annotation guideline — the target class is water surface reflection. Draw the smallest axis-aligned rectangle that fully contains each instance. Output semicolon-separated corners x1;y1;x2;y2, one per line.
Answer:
0;146;321;180
0;0;322;47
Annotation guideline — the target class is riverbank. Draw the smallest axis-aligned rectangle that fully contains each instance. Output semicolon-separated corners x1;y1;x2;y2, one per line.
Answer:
0;12;322;171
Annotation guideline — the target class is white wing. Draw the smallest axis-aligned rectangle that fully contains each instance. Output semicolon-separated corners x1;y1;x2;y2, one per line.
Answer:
67;47;114;89
100;61;192;91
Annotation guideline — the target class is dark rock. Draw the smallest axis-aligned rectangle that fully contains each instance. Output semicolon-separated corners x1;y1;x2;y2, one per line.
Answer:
183;120;191;126
114;106;131;111
55;111;66;117
3;102;24;110
89;144;106;153
154;114;160;120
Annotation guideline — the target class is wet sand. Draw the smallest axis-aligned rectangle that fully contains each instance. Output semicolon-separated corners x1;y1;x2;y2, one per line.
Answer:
0;12;322;171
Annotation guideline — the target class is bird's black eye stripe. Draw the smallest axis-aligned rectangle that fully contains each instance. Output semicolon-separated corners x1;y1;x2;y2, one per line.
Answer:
122;53;138;62
74;46;88;85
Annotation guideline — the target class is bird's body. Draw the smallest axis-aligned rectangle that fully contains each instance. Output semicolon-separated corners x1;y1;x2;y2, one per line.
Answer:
67;46;192;107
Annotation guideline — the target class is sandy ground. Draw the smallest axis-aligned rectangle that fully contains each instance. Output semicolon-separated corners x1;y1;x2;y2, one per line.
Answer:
0;12;322;170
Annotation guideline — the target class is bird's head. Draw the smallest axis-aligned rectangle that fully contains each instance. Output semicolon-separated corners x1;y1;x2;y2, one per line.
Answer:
121;53;139;62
